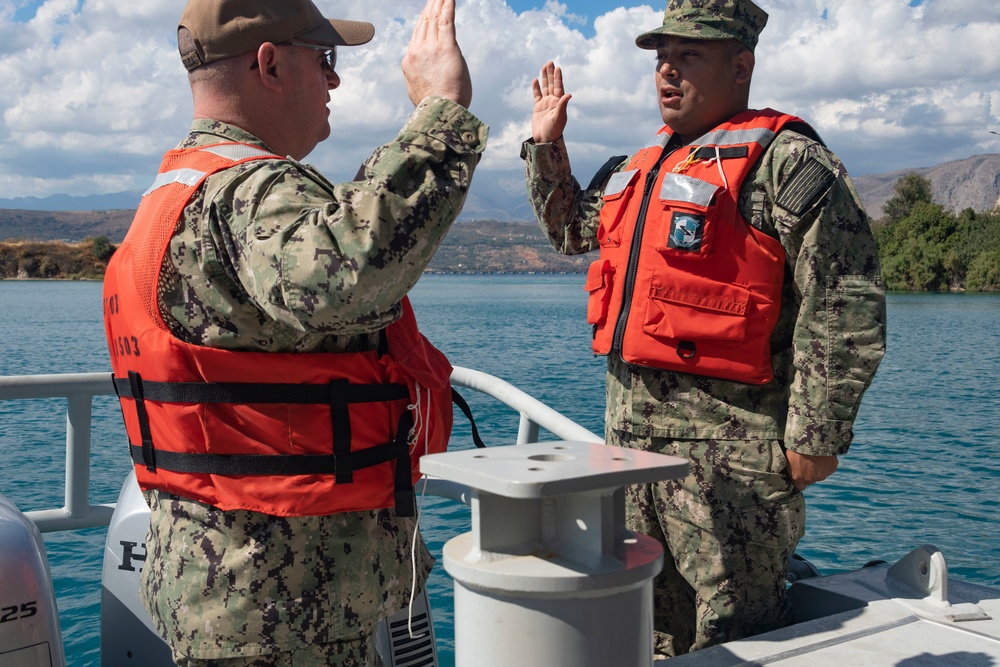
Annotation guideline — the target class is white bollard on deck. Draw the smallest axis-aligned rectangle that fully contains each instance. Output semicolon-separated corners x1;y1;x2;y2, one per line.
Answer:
421;440;688;667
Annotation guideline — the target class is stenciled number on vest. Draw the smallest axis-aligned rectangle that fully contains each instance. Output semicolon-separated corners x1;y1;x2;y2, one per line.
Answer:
105;292;120;316
113;335;141;358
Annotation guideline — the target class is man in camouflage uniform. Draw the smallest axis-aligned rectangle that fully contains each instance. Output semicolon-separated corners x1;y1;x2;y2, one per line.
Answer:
122;0;486;665
522;0;885;657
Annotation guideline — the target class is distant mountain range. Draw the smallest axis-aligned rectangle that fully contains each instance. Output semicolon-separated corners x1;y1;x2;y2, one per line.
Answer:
2;153;999;241
852;154;1000;219
0;191;143;213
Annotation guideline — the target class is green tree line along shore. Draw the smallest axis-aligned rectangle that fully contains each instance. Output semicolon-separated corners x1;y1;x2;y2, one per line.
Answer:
2;172;999;290
873;173;1000;291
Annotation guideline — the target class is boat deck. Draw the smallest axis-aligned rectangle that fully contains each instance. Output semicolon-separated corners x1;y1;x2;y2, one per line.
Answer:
666;552;1000;666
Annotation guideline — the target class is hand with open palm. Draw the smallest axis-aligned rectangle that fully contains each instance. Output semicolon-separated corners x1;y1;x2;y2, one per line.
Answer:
403;0;472;109
531;61;572;144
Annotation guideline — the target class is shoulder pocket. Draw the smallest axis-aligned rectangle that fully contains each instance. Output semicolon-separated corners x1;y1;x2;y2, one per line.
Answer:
825;274;885;406
598;169;639;247
652;172;720;258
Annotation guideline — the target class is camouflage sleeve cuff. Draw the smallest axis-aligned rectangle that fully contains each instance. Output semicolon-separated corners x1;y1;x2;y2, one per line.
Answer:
520;136;572;182
784;412;854;456
401;97;488;156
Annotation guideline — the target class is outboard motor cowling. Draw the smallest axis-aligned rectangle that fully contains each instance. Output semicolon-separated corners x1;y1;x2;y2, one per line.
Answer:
0;493;66;667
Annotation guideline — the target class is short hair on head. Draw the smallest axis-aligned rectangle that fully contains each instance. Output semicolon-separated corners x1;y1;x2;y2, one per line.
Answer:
187;56;246;85
179;27;249;85
725;39;750;59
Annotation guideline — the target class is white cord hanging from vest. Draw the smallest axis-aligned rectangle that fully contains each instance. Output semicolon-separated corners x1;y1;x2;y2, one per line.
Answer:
405;382;433;638
406;472;431;639
407;383;432;456
407;382;424;453
711;145;730;194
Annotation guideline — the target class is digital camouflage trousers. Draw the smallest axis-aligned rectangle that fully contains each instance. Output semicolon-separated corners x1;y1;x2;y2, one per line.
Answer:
172;631;376;667
611;431;806;657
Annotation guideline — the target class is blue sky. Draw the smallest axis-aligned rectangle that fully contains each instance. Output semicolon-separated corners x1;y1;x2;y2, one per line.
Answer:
0;0;997;203
504;0;628;35
10;0;40;22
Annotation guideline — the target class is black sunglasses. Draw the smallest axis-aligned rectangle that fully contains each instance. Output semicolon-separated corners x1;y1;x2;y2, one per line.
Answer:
250;41;337;72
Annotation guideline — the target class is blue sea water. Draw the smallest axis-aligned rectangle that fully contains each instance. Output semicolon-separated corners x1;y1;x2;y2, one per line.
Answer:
1;277;999;666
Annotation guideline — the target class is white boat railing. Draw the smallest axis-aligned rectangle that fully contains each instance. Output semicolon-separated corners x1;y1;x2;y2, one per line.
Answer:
0;367;603;533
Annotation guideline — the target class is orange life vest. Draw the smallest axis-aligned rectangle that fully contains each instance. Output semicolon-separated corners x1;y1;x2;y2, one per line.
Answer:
103;142;453;517
586;109;813;385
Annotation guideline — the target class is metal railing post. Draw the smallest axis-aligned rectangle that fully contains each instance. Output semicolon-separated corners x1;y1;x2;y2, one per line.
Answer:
516;413;540;445
1;373;117;532
65;392;93;520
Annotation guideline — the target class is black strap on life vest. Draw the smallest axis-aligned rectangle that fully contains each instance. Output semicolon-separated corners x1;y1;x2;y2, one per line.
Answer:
451;388;486;449
127;371;156;473
115;372;418;515
113;376;410;405
587;155;629;191
783;120;826;148
114;375;491;517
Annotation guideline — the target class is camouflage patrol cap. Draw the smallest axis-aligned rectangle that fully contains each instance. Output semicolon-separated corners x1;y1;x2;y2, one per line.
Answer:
178;0;375;72
636;0;769;52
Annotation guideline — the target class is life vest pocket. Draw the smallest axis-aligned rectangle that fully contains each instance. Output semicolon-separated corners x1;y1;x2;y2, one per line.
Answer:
598;169;639;247
585;259;616;326
642;277;750;342
651;172;720;258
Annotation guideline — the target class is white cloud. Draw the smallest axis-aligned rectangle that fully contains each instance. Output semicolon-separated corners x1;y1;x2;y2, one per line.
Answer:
0;0;998;200
754;0;1000;172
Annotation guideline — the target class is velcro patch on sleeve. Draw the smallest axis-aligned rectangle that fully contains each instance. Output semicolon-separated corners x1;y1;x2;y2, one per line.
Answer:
776;157;836;216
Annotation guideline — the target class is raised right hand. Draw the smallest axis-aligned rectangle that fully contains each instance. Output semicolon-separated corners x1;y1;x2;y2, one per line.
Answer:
401;0;472;108
531;61;572;144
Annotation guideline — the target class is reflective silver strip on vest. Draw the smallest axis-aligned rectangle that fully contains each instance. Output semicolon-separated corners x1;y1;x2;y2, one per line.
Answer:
142;145;278;197
642;133;671;151
659;172;719;207
142;168;206;197
692;127;776;150
199;144;278;161
604;169;639;197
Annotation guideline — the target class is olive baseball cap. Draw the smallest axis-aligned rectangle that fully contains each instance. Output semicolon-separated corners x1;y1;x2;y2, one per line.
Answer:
178;0;375;72
635;0;769;52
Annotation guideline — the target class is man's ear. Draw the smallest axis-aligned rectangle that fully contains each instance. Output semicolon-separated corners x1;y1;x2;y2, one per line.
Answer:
253;43;283;92
734;49;754;85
